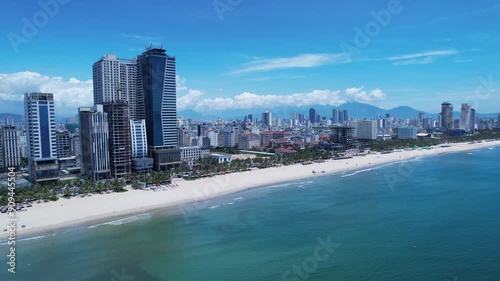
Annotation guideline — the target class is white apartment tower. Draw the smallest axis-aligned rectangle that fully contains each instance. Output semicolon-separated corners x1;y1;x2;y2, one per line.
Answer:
130;120;148;159
93;54;138;120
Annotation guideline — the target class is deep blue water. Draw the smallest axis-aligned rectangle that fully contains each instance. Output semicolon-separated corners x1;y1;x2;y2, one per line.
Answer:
1;146;500;281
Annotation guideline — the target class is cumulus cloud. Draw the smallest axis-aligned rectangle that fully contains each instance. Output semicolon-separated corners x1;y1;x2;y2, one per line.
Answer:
232;53;351;74
344;87;387;102
178;89;206;110
192;88;387;111
0;71;93;115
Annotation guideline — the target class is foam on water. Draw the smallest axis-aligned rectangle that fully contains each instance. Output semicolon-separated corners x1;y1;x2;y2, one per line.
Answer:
88;213;152;229
209;205;220;209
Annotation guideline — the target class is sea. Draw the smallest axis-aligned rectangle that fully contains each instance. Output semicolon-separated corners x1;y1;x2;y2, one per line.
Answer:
1;146;500;281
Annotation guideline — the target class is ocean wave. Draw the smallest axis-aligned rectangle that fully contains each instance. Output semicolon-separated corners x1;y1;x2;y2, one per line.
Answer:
0;234;49;245
234;197;243;201
341;168;375;178
209;205;220;209
224;202;235;205
88;213;152;229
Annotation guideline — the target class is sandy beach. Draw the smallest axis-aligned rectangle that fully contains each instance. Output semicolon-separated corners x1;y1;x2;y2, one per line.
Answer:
1;140;499;240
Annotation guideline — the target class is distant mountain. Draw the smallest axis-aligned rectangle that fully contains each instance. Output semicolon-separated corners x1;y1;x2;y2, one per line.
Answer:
178;102;500;120
0;113;24;124
2;102;498;123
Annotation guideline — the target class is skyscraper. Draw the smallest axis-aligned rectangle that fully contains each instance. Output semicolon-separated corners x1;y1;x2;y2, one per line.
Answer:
103;102;131;178
460;103;472;131
93;54;138;120
25;93;59;183
262;111;272;128
343;110;349;123
497;114;500;128
441;102;453;131
332;108;340;123
0;125;21;168
469;108;476;132
79;105;111;180
309;108;316;123
136;48;180;170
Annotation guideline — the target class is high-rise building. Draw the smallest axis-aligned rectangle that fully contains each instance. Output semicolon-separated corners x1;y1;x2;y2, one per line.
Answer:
93;54;138;120
350;120;377;140
309;108;316;123
56;130;72;159
397;127;418;139
103;102;131;178
460;103;472;131
469;108;476;132
497;114;500;128
332;108;340;123
79;105;111;180
70;135;80;159
343;110;348;123
247;114;253;122
5;116;14;126
298;114;305;124
25;93;59;183
262;111;272;128
441;102;453;131
136;48;180;170
0;125;21;168
130;120;148;159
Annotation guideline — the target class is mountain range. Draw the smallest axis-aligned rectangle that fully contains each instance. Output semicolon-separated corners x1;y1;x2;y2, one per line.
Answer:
178;102;500;121
1;102;498;124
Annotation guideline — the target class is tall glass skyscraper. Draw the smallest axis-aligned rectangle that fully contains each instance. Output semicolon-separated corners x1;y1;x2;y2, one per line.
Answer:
24;92;59;183
136;48;180;170
441;102;453;131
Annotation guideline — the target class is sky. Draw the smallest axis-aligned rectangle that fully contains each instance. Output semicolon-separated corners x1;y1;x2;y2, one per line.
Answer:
1;0;500;117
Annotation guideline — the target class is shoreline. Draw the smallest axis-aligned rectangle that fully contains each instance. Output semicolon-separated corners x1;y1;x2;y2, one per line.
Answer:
1;140;499;240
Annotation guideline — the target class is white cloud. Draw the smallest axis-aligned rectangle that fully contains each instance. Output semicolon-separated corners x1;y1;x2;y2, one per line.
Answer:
0;71;93;115
176;75;187;91
387;50;459;66
231;53;351;74
178;89;206;110
193;88;387;111
345;87;387;102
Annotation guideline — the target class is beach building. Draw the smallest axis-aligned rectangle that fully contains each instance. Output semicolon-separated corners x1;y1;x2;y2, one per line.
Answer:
25;93;60;183
79;105;111;180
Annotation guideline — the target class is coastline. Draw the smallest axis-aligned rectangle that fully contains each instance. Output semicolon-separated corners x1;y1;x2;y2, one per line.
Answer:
1;140;499;240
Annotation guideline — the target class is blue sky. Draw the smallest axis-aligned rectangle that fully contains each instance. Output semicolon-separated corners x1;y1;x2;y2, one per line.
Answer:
1;0;499;116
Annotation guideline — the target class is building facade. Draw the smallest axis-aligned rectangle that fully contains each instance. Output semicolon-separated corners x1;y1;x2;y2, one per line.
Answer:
93;54;138;120
79;105;111;180
441;102;453;131
56;130;72;159
0;126;21;168
136;48;180;170
25;93;59;183
130;120;148;159
103;102;132;178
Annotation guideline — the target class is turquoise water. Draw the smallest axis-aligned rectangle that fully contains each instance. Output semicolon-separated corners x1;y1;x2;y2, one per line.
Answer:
1;146;500;281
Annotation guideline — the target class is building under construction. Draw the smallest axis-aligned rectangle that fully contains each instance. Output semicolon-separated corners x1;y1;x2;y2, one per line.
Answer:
330;126;357;150
103;101;132;178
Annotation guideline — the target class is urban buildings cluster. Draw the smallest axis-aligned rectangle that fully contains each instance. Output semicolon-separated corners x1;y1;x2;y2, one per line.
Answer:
1;47;500;186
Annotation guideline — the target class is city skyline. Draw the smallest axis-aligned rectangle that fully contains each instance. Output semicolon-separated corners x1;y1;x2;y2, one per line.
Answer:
1;0;500;116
